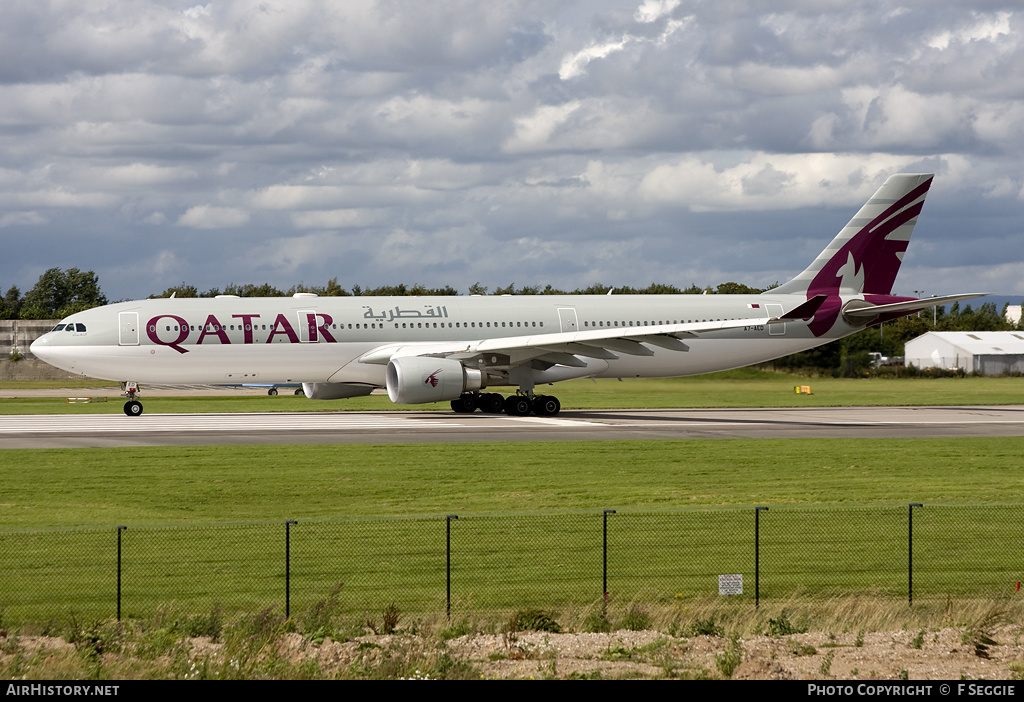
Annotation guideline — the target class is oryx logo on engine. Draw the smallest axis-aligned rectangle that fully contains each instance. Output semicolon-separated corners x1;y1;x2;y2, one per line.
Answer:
425;369;443;387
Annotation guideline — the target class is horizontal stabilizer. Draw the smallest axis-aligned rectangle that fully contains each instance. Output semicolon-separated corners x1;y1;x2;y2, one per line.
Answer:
842;293;988;320
780;295;828;320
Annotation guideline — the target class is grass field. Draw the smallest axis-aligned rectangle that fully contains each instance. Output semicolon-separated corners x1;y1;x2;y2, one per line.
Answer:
3;438;1024;525
2;373;1022;627
1;369;1022;414
2;438;1023;624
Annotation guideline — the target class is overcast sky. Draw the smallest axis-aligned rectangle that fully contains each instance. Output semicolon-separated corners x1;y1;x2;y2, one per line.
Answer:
1;0;1022;301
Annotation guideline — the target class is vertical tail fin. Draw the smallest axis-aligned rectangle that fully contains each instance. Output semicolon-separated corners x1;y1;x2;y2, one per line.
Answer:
774;174;933;297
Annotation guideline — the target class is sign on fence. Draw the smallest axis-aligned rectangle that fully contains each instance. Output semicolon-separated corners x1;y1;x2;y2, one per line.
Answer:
719;574;743;596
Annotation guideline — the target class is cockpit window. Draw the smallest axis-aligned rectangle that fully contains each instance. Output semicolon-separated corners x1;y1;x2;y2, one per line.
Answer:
53;324;66;331
65;326;74;332
76;323;86;332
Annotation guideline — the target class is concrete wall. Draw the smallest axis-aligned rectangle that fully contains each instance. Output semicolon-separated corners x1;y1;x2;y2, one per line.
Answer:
0;320;81;380
0;358;80;381
1;319;59;359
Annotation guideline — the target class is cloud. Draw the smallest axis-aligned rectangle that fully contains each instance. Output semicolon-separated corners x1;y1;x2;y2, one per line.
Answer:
0;1;1021;300
559;40;631;81
177;205;250;229
927;10;1012;50
291;209;378;229
504;101;581;152
635;0;681;24
0;211;47;228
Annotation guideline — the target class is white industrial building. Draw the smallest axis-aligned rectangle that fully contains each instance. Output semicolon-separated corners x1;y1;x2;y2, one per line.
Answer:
904;331;1024;375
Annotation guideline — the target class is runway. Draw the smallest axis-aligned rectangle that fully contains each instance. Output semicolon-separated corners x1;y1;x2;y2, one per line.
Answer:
3;405;1024;448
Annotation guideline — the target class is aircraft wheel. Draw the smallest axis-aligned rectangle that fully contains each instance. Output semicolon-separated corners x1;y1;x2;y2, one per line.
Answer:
480;393;505;414
294;388;303;395
532;395;560;417
268;388;278;396
504;395;532;416
123;400;143;417
451;395;478;413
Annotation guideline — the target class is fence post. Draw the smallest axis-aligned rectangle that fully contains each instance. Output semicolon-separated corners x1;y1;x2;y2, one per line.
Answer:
908;504;922;606
285;520;297;618
755;507;768;609
446;515;458;620
603;510;616;609
117;526;127;621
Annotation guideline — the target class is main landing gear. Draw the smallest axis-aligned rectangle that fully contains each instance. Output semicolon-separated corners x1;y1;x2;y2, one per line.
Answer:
121;381;143;416
450;392;561;417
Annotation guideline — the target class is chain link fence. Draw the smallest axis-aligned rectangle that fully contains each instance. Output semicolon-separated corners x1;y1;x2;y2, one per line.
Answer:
2;504;1022;626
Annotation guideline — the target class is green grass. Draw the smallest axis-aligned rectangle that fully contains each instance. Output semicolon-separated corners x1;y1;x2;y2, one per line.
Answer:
0;380;121;390
2;368;1023;625
2;438;1023;624
2;438;1023;526
1;371;1022;414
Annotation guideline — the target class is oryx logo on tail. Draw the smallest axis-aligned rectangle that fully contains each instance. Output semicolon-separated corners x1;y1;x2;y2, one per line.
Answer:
773;174;934;336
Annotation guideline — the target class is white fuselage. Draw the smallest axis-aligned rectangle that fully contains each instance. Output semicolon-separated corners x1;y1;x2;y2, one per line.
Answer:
30;293;857;389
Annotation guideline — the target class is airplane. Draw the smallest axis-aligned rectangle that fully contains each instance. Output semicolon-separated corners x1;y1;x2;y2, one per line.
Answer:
31;173;983;418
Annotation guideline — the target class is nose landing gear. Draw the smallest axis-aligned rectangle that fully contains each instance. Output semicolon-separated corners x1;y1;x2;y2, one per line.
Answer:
121;381;143;416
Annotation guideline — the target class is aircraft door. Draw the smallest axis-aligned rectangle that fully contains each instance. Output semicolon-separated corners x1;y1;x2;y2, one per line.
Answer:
297;310;319;342
766;304;785;336
118;312;139;346
557;307;579;333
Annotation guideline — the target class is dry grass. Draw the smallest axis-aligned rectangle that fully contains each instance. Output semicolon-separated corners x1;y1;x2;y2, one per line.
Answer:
5;595;1023;679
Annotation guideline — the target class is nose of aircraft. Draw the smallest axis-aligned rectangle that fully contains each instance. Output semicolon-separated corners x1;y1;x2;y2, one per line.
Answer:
29;334;52;361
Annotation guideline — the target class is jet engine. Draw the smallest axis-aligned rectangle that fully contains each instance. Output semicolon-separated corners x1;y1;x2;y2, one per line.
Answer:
302;382;375;400
386;356;484;404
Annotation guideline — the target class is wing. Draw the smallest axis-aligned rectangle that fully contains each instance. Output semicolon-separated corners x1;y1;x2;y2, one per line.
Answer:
357;296;827;371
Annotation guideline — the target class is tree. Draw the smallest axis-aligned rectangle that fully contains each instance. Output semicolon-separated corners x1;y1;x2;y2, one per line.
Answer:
20;268;107;318
150;283;199;299
0;285;19;319
715;281;764;295
222;282;286;297
287;278;351;297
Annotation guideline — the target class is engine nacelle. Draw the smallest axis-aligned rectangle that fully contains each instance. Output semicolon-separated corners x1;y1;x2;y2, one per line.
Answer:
386;356;484;405
302;382;375;400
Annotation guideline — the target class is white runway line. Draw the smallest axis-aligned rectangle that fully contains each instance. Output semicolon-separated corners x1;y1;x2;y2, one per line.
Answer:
0;412;607;433
2;408;1021;435
503;416;608;426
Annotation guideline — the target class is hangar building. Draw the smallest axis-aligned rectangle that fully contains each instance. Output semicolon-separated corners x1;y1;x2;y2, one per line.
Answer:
904;331;1024;375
